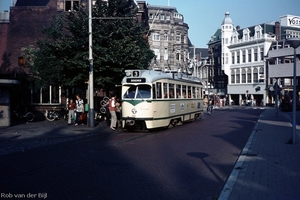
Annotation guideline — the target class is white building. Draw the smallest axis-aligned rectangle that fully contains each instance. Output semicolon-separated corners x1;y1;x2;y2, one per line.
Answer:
208;12;300;106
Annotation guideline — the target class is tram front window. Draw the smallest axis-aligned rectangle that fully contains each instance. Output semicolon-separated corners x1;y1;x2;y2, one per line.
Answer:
123;85;151;99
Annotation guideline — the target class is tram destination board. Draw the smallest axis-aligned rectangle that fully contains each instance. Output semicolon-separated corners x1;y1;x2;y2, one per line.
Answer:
126;78;146;83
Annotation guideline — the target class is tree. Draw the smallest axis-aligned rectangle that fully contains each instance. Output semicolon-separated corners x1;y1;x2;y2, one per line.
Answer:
31;0;154;90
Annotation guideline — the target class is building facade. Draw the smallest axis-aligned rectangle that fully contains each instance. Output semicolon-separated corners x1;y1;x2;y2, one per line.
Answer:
208;12;300;106
147;5;190;72
266;15;300;106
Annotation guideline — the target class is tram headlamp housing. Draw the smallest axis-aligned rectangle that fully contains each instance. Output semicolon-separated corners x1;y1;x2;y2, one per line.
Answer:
126;71;132;77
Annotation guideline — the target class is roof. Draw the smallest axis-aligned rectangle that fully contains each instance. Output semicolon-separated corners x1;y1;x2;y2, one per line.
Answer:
222;12;233;25
195;48;208;58
15;0;50;6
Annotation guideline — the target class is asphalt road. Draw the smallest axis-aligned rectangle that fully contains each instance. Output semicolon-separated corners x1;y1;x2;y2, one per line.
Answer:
0;107;264;200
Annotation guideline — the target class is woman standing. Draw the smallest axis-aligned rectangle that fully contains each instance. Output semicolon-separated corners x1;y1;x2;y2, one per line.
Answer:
75;94;84;126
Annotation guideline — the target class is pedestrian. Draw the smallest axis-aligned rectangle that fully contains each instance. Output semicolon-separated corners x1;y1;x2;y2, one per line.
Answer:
75;94;84;126
68;98;76;125
116;97;122;129
109;92;119;130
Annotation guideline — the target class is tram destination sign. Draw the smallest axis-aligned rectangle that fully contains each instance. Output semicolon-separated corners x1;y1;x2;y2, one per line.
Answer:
127;78;146;83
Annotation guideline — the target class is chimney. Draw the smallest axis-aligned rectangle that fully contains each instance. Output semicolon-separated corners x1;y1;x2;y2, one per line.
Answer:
275;21;280;40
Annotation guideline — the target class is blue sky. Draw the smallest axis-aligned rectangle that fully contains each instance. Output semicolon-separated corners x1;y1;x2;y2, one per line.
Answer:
147;0;300;47
1;0;300;47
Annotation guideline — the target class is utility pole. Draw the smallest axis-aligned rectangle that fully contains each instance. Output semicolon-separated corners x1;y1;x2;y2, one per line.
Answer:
88;0;94;127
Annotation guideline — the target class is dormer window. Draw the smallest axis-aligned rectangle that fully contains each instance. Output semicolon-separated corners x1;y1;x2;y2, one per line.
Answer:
254;25;263;39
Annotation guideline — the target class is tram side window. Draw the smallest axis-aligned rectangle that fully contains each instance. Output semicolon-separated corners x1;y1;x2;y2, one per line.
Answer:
156;82;162;99
169;83;174;98
200;87;203;98
188;86;192;98
136;85;151;98
123;85;137;98
192;86;196;98
176;84;181;98
182;85;186;98
163;83;168;98
196;87;200;98
152;84;156;99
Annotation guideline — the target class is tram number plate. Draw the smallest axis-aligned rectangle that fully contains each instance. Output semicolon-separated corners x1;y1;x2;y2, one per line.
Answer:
133;71;140;77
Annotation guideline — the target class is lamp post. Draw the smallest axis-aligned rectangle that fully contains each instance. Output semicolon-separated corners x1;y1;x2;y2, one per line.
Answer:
88;0;94;127
286;37;300;144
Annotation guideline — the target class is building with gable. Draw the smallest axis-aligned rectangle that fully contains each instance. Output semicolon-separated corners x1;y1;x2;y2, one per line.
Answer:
146;4;190;72
208;12;300;106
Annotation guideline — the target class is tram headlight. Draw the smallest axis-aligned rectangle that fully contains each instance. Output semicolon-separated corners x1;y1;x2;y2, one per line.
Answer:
126;71;131;77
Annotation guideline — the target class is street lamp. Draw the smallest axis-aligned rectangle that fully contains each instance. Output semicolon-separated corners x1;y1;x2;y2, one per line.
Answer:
286;37;300;144
88;0;94;127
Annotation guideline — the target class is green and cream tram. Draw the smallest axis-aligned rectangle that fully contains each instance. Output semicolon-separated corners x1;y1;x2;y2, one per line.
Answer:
121;69;204;131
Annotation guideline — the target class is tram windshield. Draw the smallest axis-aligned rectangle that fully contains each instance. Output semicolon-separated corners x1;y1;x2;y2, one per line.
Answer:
123;85;151;99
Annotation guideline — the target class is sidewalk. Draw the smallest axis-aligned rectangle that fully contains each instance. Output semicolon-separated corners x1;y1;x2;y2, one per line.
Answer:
218;108;300;200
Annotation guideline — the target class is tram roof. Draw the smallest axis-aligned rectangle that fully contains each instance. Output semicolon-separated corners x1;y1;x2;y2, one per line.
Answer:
122;70;202;85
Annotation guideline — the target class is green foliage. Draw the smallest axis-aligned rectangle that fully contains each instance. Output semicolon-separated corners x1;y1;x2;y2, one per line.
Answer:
30;0;154;90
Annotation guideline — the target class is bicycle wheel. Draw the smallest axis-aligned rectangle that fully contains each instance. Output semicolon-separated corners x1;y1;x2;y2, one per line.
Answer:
100;107;106;114
25;112;35;122
45;111;56;121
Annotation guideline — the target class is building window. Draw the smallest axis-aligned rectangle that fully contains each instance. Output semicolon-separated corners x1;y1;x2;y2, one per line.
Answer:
248;49;251;62
225;53;228;64
160;14;164;20
254;49;258;61
233;36;237;43
237;52;240;64
256;31;260;39
58;0;80;11
164;32;168;41
236;69;240;83
232;54;235;64
164;48;168;60
149;13;153;19
242;50;246;63
153;32;160;41
260;47;264;61
231;70;235;84
166;15;170;20
57;0;80;11
242;69;246;83
176;33;181;43
247;69;251;83
253;68;258;82
31;85;61;104
153;48;160;60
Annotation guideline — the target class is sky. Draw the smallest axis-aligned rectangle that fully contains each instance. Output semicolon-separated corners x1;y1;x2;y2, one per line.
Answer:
1;0;300;47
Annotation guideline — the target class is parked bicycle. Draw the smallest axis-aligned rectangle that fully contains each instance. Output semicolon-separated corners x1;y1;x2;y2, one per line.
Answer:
12;105;35;122
94;97;109;121
45;107;60;121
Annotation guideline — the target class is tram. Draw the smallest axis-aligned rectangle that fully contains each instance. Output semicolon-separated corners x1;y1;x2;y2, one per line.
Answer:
121;69;204;131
